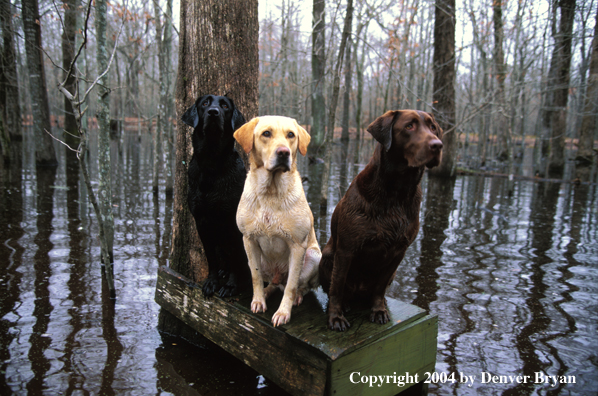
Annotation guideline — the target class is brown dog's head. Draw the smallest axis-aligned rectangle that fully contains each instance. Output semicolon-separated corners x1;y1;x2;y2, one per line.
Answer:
367;110;443;168
233;116;311;172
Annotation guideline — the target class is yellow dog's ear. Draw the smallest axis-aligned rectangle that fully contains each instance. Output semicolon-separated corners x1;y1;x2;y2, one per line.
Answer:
294;120;311;156
233;117;259;154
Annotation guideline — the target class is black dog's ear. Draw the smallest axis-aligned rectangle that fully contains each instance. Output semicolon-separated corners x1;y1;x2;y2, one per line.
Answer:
181;103;199;128
226;97;246;131
232;108;246;131
367;110;399;152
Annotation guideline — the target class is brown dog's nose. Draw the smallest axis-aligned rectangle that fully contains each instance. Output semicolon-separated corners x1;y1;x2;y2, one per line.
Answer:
429;139;443;151
276;147;290;158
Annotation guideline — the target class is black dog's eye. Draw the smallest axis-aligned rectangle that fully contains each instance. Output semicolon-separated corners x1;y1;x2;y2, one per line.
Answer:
262;131;271;138
222;103;229;109
202;101;209;107
287;131;295;138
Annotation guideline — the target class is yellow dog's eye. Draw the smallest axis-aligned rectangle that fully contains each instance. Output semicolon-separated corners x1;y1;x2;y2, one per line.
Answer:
262;131;271;137
287;131;295;138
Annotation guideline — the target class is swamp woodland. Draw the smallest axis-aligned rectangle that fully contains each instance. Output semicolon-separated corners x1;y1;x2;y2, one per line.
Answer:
1;0;597;395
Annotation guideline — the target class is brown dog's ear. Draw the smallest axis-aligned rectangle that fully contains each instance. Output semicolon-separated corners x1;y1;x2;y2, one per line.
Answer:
233;117;259;153
294;120;311;156
367;110;399;152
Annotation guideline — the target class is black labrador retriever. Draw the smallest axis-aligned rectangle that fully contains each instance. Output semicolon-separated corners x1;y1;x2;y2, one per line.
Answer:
181;94;249;297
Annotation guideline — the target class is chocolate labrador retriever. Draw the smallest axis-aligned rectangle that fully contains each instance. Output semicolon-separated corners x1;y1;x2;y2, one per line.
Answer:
319;110;443;331
182;94;249;297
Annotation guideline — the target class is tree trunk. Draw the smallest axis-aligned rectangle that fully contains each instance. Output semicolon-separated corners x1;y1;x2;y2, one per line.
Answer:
319;0;353;209
545;0;576;177
152;0;165;194
493;0;510;162
163;0;174;196
21;0;58;167
429;0;456;177
311;0;326;147
62;0;79;172
95;0;115;295
576;5;598;166
159;0;258;336
0;0;22;160
340;37;353;142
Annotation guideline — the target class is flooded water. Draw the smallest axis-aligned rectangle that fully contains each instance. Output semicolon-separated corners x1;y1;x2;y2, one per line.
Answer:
1;130;597;395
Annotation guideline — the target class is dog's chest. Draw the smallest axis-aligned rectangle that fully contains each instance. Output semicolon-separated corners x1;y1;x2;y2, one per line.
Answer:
245;204;293;240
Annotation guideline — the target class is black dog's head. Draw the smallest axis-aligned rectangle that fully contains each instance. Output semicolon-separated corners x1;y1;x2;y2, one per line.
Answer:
181;95;245;140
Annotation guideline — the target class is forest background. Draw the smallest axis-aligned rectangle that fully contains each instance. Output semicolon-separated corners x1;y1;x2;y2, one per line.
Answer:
1;0;597;183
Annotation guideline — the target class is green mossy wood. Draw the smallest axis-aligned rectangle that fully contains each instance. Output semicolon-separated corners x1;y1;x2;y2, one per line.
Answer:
155;266;437;396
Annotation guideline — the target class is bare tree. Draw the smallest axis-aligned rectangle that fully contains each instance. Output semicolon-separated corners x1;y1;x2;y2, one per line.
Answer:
0;0;22;163
576;4;598;166
21;0;58;167
95;0;115;295
62;0;78;172
541;0;576;177
311;0;326;147
429;0;456;177
493;0;510;163
158;0;258;337
319;0;353;209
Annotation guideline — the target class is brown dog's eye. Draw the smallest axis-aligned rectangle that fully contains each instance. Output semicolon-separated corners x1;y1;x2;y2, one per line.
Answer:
262;131;271;137
405;123;414;130
430;124;436;131
287;131;295;138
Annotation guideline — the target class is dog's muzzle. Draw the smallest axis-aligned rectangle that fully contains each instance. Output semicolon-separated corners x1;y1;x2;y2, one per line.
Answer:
271;147;291;172
204;107;225;130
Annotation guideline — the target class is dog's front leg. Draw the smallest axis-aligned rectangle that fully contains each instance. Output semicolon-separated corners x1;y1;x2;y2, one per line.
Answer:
272;244;305;327
327;250;352;331
244;237;267;313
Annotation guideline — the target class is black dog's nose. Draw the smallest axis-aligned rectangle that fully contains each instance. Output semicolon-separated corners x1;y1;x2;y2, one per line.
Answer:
207;108;220;117
429;139;443;151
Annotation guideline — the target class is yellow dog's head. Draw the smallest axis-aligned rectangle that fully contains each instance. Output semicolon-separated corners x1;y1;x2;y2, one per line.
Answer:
234;116;311;172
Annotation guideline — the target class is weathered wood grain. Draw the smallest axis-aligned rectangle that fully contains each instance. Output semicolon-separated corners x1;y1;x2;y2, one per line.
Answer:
155;266;438;396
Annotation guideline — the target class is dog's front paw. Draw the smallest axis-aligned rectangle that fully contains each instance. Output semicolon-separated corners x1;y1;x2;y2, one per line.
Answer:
202;276;219;297
218;276;238;298
328;314;351;332
370;309;390;324
251;299;267;313
272;309;291;327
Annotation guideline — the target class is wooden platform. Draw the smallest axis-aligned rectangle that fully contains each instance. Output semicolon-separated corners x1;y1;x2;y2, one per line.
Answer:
155;266;438;396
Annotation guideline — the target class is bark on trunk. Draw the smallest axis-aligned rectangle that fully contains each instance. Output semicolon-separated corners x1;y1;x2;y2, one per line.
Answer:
95;0;115;296
493;0;510;162
21;0;58;167
62;0;79;171
429;0;456;177
159;0;258;337
576;6;598;165
0;0;22;154
545;0;576;177
311;0;326;147
340;37;353;142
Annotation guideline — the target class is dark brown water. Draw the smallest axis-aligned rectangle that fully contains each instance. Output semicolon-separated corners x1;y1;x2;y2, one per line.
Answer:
1;131;597;395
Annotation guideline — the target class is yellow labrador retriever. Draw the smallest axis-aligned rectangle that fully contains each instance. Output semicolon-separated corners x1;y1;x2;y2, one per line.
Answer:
234;116;320;326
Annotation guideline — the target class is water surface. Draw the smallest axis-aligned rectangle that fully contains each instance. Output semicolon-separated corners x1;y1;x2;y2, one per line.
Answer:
1;131;596;395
